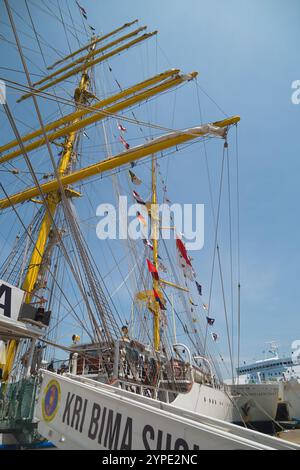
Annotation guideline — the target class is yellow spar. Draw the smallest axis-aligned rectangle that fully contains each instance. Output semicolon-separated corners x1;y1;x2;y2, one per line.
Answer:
1;72;195;163
47;20;139;70
0;116;240;210
33;26;148;87
0;69;180;155
18;31;158;102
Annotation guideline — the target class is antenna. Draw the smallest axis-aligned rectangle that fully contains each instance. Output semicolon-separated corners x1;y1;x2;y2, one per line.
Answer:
264;340;279;358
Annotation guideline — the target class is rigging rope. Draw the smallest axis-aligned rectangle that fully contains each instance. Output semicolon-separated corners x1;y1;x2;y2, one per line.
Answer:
0;182;95;341
236;126;241;383
195;82;237;380
56;0;72;55
226;140;235;364
8;6;66;58
217;243;235;382
203;143;226;354
24;0;65;119
4;0;110;350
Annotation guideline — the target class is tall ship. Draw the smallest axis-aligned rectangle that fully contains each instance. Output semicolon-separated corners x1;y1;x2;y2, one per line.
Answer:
0;1;294;450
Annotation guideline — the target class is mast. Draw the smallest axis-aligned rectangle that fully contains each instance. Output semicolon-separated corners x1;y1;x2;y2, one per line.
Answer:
0;20;164;382
2;56;90;380
151;154;160;351
22;67;90;304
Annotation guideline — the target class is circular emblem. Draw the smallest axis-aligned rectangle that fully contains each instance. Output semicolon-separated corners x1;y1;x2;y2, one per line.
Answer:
42;379;61;422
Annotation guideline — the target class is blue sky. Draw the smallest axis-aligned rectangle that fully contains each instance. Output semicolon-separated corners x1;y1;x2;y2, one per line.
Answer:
0;0;300;370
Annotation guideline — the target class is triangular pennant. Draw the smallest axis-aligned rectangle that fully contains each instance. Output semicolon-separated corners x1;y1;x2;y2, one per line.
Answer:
117;122;127;132
143;238;153;250
136;211;147;227
153;288;166;310
119;134;130;150
129;170;142;185
132;190;146;205
211;332;219;342
176;236;194;280
158;261;167;273
76;1;87;19
195;281;202;296
146;258;159;281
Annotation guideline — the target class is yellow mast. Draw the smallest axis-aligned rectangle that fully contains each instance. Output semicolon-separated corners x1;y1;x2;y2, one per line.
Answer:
151;154;160;351
22;70;90;304
1;62;90;381
1;23;166;380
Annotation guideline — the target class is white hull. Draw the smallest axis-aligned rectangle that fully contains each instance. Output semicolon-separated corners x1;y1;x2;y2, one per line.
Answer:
229;383;279;423
36;371;297;450
279;381;300;420
173;382;232;421
173;381;279;424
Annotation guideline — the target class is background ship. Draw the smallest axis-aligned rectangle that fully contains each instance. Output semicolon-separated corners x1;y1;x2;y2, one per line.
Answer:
237;341;300;425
